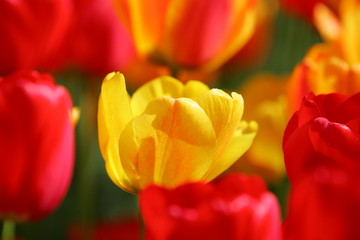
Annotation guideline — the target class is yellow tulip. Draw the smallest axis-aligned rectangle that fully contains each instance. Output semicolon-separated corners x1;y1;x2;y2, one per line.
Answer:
227;74;288;182
98;72;258;193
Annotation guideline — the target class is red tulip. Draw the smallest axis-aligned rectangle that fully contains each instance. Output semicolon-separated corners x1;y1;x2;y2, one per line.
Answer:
284;170;360;240
66;0;137;75
0;71;75;222
283;92;360;239
283;92;360;184
0;0;73;75
140;174;281;240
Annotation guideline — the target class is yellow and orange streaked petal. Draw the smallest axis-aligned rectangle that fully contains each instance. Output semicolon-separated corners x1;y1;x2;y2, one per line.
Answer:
119;96;216;191
98;72;134;192
194;90;245;168
204;121;258;181
130;76;183;116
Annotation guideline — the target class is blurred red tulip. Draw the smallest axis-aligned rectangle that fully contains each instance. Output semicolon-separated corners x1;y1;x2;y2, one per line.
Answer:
279;0;339;21
140;174;281;240
284;169;360;240
0;71;75;222
283;92;360;184
68;218;140;240
66;0;137;75
0;0;73;75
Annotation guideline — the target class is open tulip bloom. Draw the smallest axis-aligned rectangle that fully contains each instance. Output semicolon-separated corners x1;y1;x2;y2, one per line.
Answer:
98;72;258;193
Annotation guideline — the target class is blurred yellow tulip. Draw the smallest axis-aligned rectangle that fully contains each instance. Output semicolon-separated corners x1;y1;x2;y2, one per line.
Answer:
314;0;360;64
227;74;288;182
113;0;258;71
98;72;258;193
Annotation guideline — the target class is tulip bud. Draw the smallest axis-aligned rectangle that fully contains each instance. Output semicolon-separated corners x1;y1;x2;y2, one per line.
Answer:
0;71;75;222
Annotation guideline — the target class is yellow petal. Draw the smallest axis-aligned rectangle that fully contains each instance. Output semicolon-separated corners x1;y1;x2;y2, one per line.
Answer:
119;96;216;190
98;72;135;192
314;3;341;42
130;76;183;116
204;121;258;181
341;0;360;64
194;90;244;158
182;80;210;98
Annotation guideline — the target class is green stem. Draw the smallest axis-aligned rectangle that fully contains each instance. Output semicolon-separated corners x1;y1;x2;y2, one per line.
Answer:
2;220;15;240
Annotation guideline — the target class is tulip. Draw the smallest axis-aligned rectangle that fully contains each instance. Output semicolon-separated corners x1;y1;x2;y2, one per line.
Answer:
287;44;360;114
113;0;258;71
98;72;257;193
140;173;282;240
0;71;75;222
65;0;137;75
284;171;360;240
228;74;288;181
283;92;360;183
0;0;73;75
224;0;277;70
283;92;360;239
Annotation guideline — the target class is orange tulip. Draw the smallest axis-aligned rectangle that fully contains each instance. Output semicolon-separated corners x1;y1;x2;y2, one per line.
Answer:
287;44;360;114
114;0;258;71
224;0;277;70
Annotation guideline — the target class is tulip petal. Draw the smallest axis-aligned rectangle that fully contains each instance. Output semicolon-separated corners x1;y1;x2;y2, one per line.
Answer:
98;72;135;192
131;76;183;116
119;96;217;190
204;121;258;181
182;80;210;98
114;0;172;55
194;90;244;158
